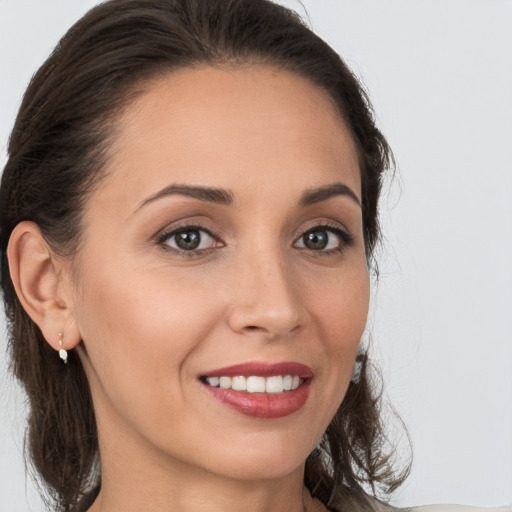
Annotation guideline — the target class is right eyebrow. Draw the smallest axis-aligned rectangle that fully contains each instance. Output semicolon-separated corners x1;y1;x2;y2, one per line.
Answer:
132;184;234;215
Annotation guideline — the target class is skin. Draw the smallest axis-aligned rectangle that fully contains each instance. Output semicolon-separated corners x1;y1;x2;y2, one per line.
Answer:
9;66;369;512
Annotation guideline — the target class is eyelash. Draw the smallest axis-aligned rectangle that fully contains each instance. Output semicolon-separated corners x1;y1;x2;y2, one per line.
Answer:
297;223;354;255
156;222;354;257
156;222;223;257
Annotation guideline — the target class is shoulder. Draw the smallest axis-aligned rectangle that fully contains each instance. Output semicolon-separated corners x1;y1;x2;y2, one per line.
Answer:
409;505;511;512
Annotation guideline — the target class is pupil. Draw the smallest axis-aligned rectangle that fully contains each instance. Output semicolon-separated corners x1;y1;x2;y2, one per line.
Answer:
304;230;327;250
176;230;200;250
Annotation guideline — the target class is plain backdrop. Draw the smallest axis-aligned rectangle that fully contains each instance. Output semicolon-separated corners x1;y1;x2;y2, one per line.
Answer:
1;0;511;510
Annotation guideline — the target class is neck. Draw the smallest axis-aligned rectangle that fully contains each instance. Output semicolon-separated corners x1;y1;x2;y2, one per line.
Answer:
90;461;307;512
88;416;309;512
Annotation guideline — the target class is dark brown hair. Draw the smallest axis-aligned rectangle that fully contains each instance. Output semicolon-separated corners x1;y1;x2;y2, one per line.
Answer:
0;1;408;510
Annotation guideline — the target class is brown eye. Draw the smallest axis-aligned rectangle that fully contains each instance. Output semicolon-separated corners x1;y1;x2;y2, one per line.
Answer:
161;227;217;252
303;230;328;250
294;225;353;252
175;230;201;250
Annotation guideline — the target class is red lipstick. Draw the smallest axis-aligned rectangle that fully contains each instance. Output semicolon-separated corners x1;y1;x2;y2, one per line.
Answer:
200;361;313;419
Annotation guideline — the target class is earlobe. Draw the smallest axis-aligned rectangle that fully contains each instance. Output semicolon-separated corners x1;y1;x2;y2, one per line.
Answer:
6;221;81;353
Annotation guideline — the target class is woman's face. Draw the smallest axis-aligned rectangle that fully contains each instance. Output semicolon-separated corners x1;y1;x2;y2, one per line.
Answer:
68;66;369;481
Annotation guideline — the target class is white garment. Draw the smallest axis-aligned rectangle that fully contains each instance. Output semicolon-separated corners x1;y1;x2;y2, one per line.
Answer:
410;505;511;512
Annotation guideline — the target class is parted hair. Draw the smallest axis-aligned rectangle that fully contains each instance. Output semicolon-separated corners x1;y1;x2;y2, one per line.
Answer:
0;1;408;510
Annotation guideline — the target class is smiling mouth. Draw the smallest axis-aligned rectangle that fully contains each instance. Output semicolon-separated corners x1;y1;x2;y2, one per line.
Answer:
198;362;313;418
200;374;304;393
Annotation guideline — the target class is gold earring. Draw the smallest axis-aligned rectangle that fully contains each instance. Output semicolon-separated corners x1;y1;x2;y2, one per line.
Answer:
58;332;68;364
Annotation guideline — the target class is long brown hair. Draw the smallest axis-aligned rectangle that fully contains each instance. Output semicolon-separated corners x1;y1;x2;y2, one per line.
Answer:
0;1;409;510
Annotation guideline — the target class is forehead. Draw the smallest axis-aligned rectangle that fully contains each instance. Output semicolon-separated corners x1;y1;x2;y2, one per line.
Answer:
95;65;361;212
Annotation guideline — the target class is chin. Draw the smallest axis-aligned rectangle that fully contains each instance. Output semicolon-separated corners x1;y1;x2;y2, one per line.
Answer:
212;457;305;482
200;432;316;481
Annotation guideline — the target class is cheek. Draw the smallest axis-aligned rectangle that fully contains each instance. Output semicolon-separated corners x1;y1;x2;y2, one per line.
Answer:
73;258;224;410
308;262;370;394
324;279;369;354
308;256;369;335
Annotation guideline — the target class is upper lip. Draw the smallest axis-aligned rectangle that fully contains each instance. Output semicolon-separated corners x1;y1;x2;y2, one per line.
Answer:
201;361;313;379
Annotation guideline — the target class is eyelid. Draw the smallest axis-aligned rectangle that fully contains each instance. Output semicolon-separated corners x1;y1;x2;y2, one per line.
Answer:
153;218;353;256
155;221;224;253
293;222;354;252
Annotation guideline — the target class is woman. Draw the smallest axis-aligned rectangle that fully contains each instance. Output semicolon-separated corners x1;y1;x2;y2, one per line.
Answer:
0;1;508;511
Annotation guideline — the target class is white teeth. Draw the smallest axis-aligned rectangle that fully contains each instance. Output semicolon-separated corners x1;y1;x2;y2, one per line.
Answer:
219;376;231;389
246;376;266;393
265;375;283;393
231;376;247;391
206;376;220;387
205;374;303;393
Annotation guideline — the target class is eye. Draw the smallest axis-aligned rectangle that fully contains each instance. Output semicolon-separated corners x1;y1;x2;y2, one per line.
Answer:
294;225;353;252
159;226;219;252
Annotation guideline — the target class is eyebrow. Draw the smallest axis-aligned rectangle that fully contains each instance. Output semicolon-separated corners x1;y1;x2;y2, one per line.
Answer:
133;180;360;214
133;184;234;214
299;182;361;207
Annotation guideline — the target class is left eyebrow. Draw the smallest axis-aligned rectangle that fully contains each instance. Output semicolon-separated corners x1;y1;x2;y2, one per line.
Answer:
299;182;361;207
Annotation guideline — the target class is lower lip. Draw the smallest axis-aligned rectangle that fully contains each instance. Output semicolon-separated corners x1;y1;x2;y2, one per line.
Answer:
201;380;312;419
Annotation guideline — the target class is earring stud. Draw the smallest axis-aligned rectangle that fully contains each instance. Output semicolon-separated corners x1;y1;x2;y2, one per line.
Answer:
58;332;68;364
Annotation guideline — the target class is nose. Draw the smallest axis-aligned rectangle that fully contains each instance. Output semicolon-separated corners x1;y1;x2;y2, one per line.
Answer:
226;249;307;340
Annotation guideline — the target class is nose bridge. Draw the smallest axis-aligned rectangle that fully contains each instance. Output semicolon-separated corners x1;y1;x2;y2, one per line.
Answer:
228;241;305;338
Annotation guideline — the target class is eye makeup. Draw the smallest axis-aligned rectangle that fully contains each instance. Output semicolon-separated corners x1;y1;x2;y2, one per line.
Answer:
294;222;354;255
156;221;224;258
154;217;354;260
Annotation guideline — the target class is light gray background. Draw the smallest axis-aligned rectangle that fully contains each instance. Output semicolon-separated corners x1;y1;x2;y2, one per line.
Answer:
1;0;511;510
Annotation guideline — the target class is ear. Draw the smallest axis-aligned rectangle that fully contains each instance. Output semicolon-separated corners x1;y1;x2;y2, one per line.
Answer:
7;221;81;353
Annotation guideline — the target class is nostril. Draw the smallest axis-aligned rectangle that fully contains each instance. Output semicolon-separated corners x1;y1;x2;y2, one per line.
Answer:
228;300;305;339
242;325;278;339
